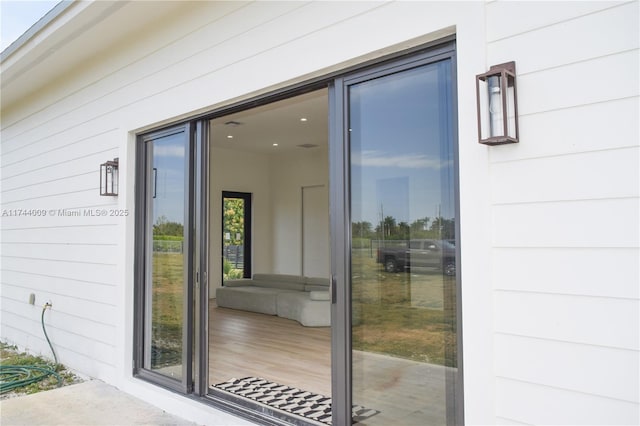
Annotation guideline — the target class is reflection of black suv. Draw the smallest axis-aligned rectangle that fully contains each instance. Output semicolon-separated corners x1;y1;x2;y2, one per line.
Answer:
376;239;456;276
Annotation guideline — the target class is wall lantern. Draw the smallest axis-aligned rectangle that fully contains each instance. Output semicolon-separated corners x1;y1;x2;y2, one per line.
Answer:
100;158;119;196
476;61;519;145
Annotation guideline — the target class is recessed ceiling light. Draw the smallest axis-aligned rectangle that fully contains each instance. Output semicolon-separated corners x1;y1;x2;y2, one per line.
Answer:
272;143;278;146
300;117;308;122
227;135;233;139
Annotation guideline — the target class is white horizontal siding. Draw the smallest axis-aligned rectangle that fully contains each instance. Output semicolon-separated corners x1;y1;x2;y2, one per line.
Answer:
1;128;118;183
493;198;639;248
487;2;638;74
491;147;639;204
1;292;115;346
1;257;117;283
496;378;640;425
517;50;638;116
1;225;118;246
487;1;639;424
489;97;639;162
1;243;117;266
485;1;629;42
493;247;639;299
1;268;117;305
0;311;116;381
494;334;639;403
0;302;115;363
495;291;639;350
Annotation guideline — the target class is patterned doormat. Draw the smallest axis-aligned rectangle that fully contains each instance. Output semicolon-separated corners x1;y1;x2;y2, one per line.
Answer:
213;377;379;425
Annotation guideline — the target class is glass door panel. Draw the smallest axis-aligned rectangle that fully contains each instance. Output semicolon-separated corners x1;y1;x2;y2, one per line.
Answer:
348;59;458;425
143;128;189;382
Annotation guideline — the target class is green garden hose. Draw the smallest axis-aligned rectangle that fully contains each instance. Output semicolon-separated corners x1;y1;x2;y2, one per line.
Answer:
41;302;58;364
0;304;62;394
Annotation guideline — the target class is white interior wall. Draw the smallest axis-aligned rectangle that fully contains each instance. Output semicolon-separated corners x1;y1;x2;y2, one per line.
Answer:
302;185;330;278
210;145;328;287
269;148;329;276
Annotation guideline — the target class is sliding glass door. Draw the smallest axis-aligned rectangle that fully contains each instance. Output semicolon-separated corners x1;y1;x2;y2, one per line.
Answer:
332;43;461;425
135;122;208;393
133;41;459;426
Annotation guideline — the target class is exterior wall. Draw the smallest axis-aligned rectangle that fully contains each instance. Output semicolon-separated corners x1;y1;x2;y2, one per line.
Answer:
1;1;637;425
484;2;639;424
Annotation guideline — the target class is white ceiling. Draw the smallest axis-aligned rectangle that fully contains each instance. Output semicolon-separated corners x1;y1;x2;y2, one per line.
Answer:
210;88;328;154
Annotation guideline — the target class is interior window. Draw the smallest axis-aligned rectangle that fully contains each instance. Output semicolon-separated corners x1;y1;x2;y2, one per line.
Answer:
221;191;251;280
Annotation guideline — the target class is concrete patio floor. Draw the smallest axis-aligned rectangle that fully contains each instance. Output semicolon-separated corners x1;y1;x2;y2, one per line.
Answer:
0;380;200;426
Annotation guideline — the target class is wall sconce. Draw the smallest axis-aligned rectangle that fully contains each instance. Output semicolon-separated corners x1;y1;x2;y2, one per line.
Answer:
100;158;119;196
476;61;519;145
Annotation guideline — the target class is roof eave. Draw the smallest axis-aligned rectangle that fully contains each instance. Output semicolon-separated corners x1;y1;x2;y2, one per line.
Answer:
0;0;75;63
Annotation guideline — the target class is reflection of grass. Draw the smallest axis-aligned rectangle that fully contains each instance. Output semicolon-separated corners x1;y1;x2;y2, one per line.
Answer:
150;251;457;368
152;252;183;368
352;250;457;366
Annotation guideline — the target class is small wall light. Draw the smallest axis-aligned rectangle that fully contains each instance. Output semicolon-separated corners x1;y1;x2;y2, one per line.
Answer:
100;158;119;196
476;61;519;145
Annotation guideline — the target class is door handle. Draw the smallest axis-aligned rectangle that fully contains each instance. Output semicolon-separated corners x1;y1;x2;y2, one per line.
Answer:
330;275;337;304
152;168;157;198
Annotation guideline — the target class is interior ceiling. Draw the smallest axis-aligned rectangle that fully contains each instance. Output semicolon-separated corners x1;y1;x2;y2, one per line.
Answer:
211;89;328;154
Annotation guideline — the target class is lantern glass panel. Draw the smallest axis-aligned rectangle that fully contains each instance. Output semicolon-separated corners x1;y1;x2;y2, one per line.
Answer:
488;75;504;138
505;74;517;139
477;77;491;140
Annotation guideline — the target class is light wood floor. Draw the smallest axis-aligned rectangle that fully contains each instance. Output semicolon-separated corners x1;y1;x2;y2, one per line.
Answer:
208;303;457;425
208;303;332;397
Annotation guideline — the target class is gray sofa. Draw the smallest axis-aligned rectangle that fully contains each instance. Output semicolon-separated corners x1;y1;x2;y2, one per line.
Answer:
215;273;330;327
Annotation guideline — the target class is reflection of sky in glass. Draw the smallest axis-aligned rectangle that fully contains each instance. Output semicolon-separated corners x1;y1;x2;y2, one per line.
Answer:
350;60;454;225
152;133;186;225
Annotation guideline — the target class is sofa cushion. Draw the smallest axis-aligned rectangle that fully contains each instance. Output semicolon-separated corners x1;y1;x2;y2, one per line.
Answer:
223;279;252;287
252;273;306;291
309;291;330;301
216;286;299;315
304;276;330;292
276;292;330;327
